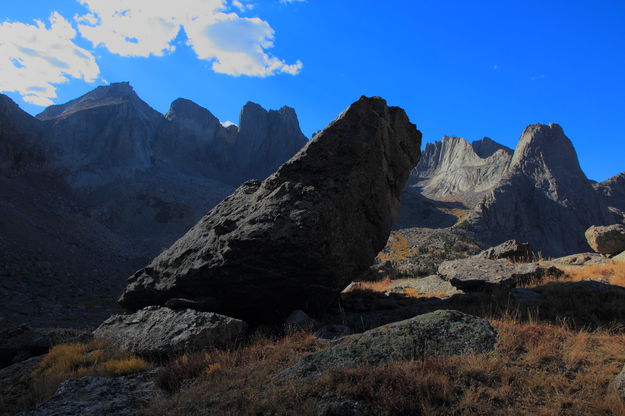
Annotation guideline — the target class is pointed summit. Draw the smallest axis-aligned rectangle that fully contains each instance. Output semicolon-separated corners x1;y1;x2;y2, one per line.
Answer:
36;82;159;122
466;123;614;256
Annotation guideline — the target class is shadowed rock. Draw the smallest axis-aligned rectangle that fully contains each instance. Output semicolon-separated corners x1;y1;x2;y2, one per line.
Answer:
283;310;497;379
19;371;161;416
119;96;422;322
93;307;247;356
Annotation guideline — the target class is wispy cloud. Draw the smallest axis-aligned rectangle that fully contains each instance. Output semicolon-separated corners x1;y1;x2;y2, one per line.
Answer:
0;12;99;106
280;0;307;3
530;74;547;81
75;0;302;76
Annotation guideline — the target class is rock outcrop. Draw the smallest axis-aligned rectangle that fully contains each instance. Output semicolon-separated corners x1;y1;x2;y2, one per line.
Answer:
476;240;534;262
438;257;560;291
283;310;497;378
465;123;615;257
93;307;247;356
119;96;422;322
585;224;625;255
20;371;161;416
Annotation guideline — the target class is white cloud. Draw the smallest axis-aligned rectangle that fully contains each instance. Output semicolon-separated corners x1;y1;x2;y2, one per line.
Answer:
221;120;236;127
280;0;307;4
76;0;302;76
0;12;99;106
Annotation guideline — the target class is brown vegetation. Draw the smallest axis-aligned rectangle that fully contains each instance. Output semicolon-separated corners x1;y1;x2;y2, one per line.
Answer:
141;318;625;416
28;339;150;408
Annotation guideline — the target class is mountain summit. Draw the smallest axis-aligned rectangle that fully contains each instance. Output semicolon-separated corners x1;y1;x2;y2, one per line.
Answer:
466;123;615;256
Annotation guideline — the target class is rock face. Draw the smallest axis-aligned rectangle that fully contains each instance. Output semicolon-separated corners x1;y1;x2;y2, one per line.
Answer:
585;224;625;255
438;257;559;291
594;172;625;223
409;135;512;206
93;306;247;356
0;95;46;175
119;96;422;322
284;310;497;378
19;371;160;416
466;124;615;257
476;240;534;262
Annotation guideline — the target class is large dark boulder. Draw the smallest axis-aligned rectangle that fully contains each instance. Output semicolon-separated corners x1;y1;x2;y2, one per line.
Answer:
119;96;422;322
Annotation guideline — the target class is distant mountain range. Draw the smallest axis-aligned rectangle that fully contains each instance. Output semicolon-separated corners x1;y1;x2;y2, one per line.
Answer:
403;126;624;256
0;83;623;326
0;82;307;327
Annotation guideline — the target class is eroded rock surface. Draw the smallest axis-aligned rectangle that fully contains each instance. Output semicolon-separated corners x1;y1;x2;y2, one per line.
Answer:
119;96;422;322
284;310;497;378
476;240;533;262
93;307;247;356
438;257;560;291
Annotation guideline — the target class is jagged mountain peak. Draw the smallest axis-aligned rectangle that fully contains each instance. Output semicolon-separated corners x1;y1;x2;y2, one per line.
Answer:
36;82;160;122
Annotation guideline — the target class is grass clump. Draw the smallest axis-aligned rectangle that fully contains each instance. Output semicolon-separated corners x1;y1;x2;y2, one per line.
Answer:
29;339;151;406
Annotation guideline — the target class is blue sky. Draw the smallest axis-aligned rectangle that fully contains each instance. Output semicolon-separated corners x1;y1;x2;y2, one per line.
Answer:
1;1;624;181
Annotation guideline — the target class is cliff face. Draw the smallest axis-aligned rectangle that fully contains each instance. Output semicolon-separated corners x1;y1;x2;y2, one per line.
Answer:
594;172;625;223
0;95;46;175
37;82;164;187
411;136;512;201
465;124;615;256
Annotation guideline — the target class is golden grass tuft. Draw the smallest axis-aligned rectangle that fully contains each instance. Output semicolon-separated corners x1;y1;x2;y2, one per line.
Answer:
29;339;151;405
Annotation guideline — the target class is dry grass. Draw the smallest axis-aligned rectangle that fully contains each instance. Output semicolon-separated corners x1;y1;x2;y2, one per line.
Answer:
560;262;625;286
142;318;625;416
376;234;413;263
349;277;393;293
29;339;151;406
